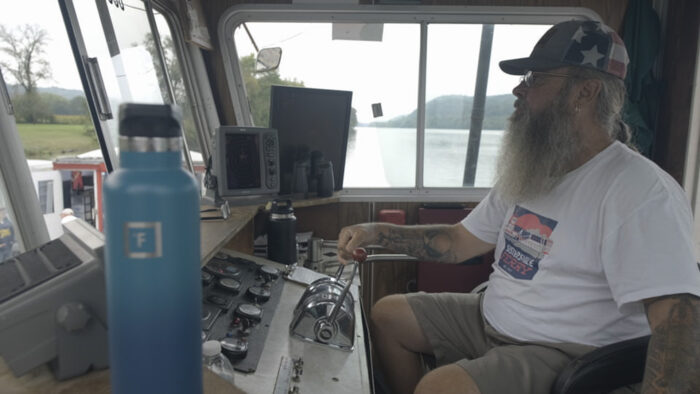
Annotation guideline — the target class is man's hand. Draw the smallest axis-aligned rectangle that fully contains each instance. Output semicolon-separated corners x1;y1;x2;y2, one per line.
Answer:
642;293;700;393
337;222;494;265
338;223;377;264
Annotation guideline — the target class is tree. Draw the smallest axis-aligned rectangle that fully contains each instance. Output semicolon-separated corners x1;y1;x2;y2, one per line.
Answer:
239;54;304;126
0;24;51;94
143;33;200;152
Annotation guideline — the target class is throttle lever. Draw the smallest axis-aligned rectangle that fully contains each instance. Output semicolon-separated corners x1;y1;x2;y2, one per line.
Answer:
314;248;366;343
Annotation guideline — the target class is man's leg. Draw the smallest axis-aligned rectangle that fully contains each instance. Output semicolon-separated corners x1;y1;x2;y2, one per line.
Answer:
415;364;481;394
371;294;433;394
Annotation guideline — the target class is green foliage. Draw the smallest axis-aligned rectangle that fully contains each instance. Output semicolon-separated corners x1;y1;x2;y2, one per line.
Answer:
12;92;53;123
240;55;304;127
16;123;100;159
54;114;89;125
10;91;89;124
143;33;200;152
371;94;516;130
42;94;89;116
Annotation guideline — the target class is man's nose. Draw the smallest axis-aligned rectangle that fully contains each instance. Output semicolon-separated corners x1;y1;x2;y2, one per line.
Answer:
513;81;526;98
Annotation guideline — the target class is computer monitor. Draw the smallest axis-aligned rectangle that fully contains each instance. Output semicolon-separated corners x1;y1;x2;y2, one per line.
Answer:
213;126;280;198
269;85;352;195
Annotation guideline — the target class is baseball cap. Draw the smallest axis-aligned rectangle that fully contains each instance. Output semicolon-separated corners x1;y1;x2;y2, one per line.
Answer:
499;20;629;79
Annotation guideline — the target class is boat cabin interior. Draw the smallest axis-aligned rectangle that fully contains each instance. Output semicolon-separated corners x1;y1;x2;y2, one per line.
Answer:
0;0;698;393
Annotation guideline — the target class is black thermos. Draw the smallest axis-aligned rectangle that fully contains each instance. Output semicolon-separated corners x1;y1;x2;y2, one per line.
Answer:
267;200;297;265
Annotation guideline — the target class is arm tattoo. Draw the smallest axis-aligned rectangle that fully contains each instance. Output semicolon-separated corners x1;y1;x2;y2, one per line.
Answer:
642;294;700;393
375;225;459;263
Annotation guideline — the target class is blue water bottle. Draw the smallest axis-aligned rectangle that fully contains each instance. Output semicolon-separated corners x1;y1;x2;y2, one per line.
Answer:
104;103;202;394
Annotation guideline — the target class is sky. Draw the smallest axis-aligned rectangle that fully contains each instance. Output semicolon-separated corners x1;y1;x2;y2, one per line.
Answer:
0;1;84;90
0;0;548;124
234;21;548;123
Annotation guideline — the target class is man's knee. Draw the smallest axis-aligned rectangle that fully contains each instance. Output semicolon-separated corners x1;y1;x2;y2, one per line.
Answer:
371;294;409;330
414;364;481;394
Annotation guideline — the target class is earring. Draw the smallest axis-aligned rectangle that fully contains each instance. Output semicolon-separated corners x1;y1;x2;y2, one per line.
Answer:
575;105;581;113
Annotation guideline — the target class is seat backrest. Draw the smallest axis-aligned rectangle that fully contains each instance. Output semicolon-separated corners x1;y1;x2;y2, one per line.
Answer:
550;335;650;394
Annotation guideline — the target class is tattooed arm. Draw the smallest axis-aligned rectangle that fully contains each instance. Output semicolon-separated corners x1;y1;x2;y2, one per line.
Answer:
641;293;700;393
337;222;494;264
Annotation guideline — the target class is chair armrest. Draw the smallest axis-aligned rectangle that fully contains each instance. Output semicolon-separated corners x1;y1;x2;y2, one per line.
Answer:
551;335;650;394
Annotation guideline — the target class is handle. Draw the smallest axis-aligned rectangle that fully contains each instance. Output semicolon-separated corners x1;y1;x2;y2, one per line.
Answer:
315;248;366;343
332;247;368;279
84;57;112;120
364;253;418;263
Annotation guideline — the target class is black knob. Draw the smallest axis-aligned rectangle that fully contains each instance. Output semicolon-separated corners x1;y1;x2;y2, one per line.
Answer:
246;286;271;303
234;303;262;321
221;337;248;360
217;278;241;294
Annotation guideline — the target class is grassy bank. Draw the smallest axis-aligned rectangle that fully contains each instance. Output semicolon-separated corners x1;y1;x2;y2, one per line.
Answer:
17;123;100;160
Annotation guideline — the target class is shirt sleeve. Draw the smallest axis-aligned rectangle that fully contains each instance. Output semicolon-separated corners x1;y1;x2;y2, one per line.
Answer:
601;189;700;311
461;189;510;244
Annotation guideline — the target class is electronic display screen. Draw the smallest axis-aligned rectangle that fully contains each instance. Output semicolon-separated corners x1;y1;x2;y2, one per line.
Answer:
269;86;352;195
225;133;261;189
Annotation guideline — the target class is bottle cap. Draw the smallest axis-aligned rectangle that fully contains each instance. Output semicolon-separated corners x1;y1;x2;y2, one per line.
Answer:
271;199;294;215
118;103;182;138
203;340;222;357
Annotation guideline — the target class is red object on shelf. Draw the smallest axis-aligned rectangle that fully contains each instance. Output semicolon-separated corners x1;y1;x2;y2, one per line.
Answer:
417;207;494;293
377;209;406;225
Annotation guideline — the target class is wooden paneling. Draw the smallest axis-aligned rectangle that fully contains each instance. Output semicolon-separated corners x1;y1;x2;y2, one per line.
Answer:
224;216;255;254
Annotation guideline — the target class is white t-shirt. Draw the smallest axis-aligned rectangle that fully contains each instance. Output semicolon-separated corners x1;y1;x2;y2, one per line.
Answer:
463;141;700;347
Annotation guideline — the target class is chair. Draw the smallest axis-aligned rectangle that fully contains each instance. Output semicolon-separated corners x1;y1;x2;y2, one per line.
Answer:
551;335;649;394
471;283;649;394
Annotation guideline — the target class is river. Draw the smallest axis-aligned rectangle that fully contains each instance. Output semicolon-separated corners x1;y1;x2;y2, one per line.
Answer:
344;126;504;188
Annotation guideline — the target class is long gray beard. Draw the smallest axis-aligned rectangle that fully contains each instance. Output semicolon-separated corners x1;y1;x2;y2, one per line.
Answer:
493;96;580;204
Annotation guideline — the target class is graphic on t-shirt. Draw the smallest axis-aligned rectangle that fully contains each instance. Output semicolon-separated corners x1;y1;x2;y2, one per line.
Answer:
498;206;557;280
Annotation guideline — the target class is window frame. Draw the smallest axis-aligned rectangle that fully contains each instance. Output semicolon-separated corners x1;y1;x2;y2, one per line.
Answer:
219;4;601;202
38;180;55;215
152;0;220;163
0;68;50;251
60;0;219;172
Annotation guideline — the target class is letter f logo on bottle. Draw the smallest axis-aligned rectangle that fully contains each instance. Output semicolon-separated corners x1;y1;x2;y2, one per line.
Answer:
124;222;162;259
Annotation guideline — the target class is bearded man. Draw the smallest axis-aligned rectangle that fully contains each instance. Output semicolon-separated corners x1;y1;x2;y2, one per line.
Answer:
338;20;700;394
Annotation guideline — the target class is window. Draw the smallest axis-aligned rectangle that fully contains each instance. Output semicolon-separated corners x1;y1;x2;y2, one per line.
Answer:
0;0;101;239
67;0;201;168
220;6;598;199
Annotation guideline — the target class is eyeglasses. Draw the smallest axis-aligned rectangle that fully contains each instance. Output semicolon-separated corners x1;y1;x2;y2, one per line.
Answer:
520;70;571;88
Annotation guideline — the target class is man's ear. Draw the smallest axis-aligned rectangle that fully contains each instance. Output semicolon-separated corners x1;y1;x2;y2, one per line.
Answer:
574;78;602;109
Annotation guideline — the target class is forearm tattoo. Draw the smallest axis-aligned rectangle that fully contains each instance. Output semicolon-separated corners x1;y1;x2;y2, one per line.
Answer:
642;294;700;393
375;225;459;263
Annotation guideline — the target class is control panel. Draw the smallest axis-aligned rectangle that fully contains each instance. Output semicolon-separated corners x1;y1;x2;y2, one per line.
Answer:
262;130;279;190
201;252;283;373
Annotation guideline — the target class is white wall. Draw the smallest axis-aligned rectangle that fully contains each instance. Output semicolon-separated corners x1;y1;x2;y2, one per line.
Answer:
27;160;64;240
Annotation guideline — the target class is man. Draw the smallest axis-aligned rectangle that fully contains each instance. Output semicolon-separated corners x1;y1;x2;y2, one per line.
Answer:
338;20;700;394
0;206;16;262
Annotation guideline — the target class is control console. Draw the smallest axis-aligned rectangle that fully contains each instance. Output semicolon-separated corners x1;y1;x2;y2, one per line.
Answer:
201;252;283;373
262;130;278;190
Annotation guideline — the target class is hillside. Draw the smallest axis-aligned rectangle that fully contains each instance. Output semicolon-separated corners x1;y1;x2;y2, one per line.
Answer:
8;85;85;100
369;94;515;130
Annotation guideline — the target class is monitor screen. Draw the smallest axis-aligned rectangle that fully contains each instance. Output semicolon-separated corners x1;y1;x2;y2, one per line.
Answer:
225;133;261;189
269;85;352;195
214;126;279;198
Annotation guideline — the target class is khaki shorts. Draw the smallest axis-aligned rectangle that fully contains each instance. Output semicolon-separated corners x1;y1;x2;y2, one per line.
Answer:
406;292;640;394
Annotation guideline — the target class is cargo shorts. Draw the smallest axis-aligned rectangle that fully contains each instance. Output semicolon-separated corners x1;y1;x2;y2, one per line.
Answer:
405;292;641;394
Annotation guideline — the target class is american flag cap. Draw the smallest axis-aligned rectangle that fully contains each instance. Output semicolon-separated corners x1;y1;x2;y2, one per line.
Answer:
499;20;629;80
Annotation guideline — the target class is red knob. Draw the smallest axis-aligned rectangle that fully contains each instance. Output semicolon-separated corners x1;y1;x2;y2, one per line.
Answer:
352;248;368;263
